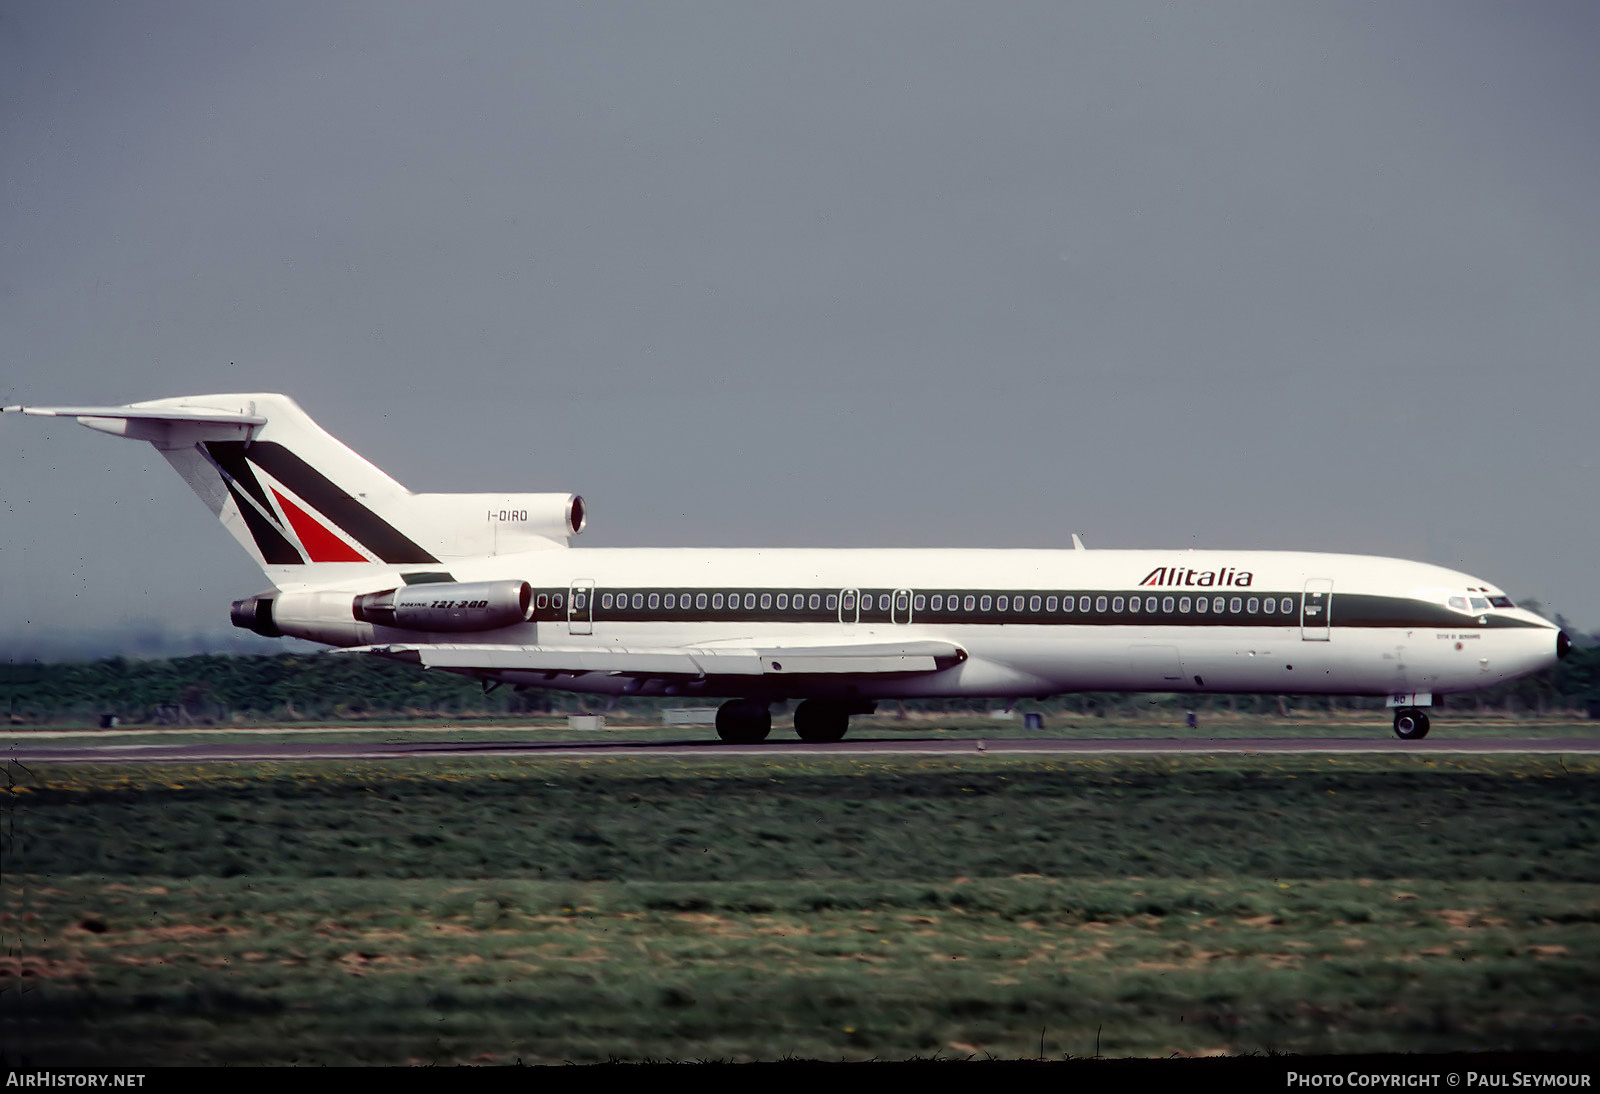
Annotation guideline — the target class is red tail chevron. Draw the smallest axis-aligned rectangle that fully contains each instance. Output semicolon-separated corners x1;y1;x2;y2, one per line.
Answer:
271;489;367;563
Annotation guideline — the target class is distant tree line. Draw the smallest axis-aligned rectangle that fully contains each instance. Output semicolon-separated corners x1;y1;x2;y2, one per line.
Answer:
3;639;1597;725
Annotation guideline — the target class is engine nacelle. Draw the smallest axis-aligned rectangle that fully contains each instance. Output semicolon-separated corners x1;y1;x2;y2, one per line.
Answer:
352;579;534;633
407;493;586;557
230;595;282;638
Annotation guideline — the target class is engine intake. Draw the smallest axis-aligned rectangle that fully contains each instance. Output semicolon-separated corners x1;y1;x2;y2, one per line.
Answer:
353;579;534;633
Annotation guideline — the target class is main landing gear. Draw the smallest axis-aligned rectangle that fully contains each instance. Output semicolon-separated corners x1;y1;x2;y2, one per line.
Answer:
792;699;850;743
1393;707;1431;741
715;700;771;743
714;698;861;743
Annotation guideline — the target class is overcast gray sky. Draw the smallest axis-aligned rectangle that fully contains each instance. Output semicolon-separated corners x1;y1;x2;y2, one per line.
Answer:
3;1;1598;656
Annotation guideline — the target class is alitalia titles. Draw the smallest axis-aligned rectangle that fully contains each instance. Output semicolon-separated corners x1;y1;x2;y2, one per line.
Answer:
1138;566;1254;588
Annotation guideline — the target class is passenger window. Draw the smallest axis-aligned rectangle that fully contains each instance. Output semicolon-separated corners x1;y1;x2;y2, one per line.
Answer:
664;593;675;609
896;592;909;611
601;593;613;609
810;594;822;610
760;593;772;610
1128;597;1140;613
1162;597;1175;612
842;592;856;611
1281;597;1293;614
1195;597;1207;613
697;593;708;610
965;595;976;611
1179;597;1191;613
744;593;756;610
647;593;659;609
1095;596;1108;612
712;593;724;610
628;593;640;609
536;593;549;610
879;594;891;612
980;595;993;611
1145;597;1157;612
931;594;943;611
827;594;838;610
1079;596;1091;612
1251;597;1262;613
997;595;1009;611
914;594;926;611
1262;597;1273;613
1046;596;1058;611
1029;595;1041;611
1213;597;1224;613
776;593;787;610
1230;597;1242;613
1112;596;1124;612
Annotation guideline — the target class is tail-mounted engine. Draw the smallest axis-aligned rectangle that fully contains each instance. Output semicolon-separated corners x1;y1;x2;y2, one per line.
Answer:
408;493;586;556
352;579;534;633
230;595;281;637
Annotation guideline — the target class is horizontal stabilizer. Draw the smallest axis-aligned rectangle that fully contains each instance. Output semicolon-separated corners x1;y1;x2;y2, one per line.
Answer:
340;639;965;678
2;404;267;425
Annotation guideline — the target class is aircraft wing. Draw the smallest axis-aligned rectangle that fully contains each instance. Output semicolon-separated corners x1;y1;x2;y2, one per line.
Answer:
340;639;966;677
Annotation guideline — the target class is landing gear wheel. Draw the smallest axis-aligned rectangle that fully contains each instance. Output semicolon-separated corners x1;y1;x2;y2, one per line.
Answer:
793;700;850;743
1393;708;1431;740
715;699;771;743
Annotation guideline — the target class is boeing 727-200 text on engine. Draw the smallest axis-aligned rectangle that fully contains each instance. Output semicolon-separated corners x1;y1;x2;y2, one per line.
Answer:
4;394;1570;741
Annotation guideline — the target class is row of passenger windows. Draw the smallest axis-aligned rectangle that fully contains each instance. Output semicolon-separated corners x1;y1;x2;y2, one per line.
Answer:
584;590;1299;616
598;591;831;612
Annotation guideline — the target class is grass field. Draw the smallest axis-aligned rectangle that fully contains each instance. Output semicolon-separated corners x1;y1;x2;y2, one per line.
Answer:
1;747;1596;1064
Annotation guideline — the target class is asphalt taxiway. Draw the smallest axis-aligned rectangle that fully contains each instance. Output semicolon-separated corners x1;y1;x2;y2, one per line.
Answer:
4;735;1598;764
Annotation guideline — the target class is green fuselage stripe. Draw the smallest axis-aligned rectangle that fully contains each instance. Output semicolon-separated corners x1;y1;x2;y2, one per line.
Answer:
513;588;1546;631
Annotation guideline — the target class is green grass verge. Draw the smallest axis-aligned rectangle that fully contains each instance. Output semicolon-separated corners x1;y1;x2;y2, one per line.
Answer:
1;754;1597;1063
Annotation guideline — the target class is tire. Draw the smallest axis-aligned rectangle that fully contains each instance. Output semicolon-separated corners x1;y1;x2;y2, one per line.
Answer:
793;699;849;743
715;700;771;743
1393;708;1431;740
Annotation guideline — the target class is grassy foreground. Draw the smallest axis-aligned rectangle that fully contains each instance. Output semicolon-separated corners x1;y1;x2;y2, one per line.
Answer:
1;753;1597;1064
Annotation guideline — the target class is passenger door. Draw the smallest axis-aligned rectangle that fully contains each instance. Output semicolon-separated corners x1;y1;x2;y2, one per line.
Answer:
1301;579;1332;641
568;579;594;635
838;588;860;625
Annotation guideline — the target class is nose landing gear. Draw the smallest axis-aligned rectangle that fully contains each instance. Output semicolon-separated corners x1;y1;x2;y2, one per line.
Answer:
1393;707;1430;740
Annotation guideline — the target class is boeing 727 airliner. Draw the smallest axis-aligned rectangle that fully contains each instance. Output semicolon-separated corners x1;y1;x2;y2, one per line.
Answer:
4;394;1569;741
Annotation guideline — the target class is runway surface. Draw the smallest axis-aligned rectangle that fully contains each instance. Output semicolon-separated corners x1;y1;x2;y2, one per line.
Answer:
5;735;1599;764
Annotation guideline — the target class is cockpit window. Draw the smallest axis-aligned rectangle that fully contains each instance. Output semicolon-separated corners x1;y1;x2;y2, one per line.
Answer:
1469;597;1490;612
1489;596;1513;609
1448;596;1468;611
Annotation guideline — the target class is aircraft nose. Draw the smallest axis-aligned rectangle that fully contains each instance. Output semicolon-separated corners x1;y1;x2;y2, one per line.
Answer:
1557;630;1572;660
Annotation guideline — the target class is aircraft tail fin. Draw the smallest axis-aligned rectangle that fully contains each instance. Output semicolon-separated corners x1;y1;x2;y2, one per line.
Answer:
4;394;584;587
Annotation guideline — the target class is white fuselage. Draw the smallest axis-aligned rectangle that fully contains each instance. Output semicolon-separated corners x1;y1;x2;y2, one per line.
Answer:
273;547;1562;702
